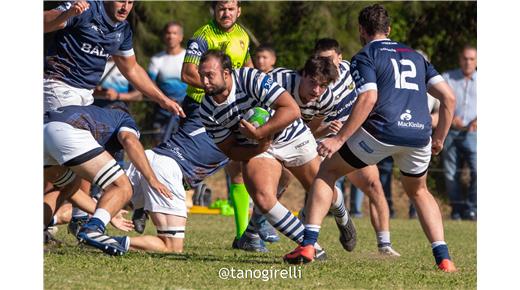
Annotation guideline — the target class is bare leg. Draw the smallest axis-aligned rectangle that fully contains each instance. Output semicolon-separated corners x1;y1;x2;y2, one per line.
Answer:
130;212;186;253
347;165;389;232
400;174;444;243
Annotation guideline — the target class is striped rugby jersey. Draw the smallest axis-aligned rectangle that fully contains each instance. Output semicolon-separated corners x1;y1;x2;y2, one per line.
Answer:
324;60;358;123
200;67;308;146
268;68;335;122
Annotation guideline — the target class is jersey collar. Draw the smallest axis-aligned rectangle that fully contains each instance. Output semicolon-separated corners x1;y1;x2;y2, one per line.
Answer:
100;3;120;28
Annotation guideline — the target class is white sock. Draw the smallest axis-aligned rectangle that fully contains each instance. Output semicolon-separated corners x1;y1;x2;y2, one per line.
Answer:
93;208;111;226
266;202;305;244
376;231;391;246
330;186;349;226
431;241;447;249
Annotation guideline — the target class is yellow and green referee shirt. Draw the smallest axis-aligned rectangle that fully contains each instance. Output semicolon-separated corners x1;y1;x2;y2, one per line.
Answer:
184;19;251;103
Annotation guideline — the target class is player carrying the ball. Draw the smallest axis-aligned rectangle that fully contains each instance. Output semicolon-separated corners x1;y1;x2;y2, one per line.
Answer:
199;49;326;253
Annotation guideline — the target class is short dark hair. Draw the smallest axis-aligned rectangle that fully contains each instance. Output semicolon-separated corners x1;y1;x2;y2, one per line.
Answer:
313;38;342;55
211;0;241;10
461;44;477;54
255;44;276;57
162;21;183;35
300;56;339;85
200;49;233;73
358;4;390;36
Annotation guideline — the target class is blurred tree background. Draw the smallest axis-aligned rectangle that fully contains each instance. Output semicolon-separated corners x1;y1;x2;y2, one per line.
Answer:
44;1;477;200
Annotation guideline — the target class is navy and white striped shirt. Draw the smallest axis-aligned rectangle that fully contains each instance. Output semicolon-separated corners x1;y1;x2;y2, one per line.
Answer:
200;67;308;146
269;68;335;122
325;60;358;123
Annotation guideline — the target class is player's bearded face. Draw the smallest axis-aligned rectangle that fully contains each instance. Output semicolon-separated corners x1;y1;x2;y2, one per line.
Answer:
200;63;228;96
105;1;134;22
214;1;241;31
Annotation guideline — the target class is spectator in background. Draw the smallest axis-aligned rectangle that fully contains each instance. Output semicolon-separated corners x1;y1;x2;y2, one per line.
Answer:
148;21;188;143
253;44;277;73
441;45;477;221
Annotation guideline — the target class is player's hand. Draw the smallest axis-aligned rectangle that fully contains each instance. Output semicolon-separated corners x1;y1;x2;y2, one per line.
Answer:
104;88;118;101
110;210;134;232
160;99;186;118
67;1;90;17
431;139;444;155
328;120;343;134
317;136;344;159
149;179;174;200
239;119;261;140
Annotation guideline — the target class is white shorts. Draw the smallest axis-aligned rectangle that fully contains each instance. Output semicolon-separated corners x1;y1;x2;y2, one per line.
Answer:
128;150;187;218
253;129;318;167
44;78;94;112
344;127;431;176
44;122;103;166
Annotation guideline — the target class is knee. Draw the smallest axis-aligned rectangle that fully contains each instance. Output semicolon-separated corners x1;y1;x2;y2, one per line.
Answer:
112;176;133;201
253;192;276;213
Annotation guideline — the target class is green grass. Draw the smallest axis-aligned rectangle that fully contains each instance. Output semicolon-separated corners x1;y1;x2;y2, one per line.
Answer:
45;215;476;289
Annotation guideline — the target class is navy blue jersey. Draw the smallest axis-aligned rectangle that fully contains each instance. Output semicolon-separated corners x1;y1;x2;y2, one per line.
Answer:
45;1;134;90
44;105;139;154
153;98;229;188
200;68;308;146
325;60;357;123
269;68;334;122
350;39;444;147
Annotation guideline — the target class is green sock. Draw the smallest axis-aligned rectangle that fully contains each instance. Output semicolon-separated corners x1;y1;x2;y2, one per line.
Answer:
229;183;250;239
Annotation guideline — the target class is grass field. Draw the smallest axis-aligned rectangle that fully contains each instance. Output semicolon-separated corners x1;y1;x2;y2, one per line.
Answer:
45;214;476;289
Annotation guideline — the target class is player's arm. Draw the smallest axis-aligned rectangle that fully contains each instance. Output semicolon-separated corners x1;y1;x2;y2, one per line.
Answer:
427;80;456;155
44;1;89;33
113;55;185;117
216;134;271;161
181;37;209;88
117;131;173;199
181;62;204;88
68;189;134;232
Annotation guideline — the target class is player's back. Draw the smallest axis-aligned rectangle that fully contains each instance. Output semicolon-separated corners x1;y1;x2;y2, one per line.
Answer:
351;39;441;147
44;105;139;152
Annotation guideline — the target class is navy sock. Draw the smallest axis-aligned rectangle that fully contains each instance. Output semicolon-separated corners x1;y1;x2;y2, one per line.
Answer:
86;217;106;233
302;228;319;246
432;244;451;265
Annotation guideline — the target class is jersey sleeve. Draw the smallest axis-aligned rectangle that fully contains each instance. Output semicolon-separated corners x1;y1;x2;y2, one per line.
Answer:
242;68;286;108
351;51;377;94
115;25;134;57
425;61;444;88
184;37;209;65
118;113;140;138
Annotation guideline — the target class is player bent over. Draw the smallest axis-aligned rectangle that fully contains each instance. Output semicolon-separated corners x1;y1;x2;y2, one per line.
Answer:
284;5;457;272
44;105;171;255
121;100;229;253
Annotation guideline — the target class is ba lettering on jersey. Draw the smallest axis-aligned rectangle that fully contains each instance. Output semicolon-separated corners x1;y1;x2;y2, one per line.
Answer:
269;68;334;122
200;68;308;146
45;1;134;90
44;105;139;154
350;39;444;147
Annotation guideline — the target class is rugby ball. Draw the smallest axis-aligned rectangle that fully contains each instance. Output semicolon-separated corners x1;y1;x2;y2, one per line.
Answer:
244;107;270;128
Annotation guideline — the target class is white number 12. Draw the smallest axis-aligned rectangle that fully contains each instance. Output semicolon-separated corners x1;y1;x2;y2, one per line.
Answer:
391;58;419;91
